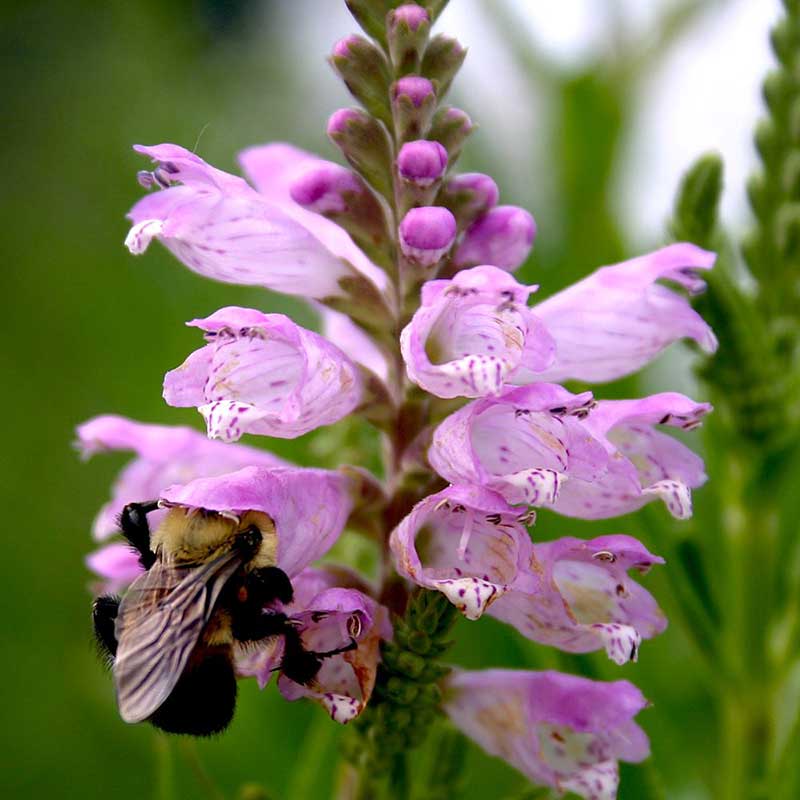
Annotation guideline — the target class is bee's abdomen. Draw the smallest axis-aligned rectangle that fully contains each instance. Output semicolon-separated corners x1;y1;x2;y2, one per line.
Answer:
148;650;236;736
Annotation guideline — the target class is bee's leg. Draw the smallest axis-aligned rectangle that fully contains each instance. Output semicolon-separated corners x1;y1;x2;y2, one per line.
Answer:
312;638;359;660
92;595;120;664
119;501;159;570
244;566;294;606
231;609;292;643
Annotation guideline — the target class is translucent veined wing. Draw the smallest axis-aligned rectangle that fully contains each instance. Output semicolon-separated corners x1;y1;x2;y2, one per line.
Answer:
113;551;242;723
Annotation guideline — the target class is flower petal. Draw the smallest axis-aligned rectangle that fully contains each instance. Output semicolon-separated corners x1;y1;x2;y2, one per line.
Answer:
401;266;552;398
237;142;389;295
533;243;718;383
76;415;286;539
489;534;666;663
389;486;534;619
444;669;650;799
159;466;354;576
163;307;363;440
86;543;144;593
429;385;606;508
127;144;364;301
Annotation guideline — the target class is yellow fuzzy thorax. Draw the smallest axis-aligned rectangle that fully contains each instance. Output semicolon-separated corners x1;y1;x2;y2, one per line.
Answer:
152;507;278;569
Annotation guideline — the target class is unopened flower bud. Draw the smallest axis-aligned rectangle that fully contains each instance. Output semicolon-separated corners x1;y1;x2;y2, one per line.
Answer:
397;140;448;186
388;5;431;75
327;107;394;198
399;206;457;267
429;106;474;165
421;34;467;97
392;76;437;143
440;172;499;228
329;35;392;125
454;206;536;272
290;162;390;270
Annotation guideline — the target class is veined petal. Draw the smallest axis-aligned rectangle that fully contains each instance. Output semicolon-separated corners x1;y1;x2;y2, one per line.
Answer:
533;243;718;383
75;415;286;539
444;669;649;799
389;486;535;620
238;142;389;295
400;266;553;399
163;307;363;440
127;144;367;301
429;385;606;508
489;534;666;663
236;567;391;722
551;393;711;520
159;466;354;577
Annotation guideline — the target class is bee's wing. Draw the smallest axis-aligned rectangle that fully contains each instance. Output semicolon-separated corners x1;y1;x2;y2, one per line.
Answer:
113;552;242;723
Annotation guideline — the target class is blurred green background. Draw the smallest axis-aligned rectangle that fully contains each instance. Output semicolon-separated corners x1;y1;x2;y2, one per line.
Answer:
1;1;781;798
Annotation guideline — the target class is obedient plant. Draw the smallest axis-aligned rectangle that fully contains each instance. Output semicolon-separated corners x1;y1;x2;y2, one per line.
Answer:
80;2;720;798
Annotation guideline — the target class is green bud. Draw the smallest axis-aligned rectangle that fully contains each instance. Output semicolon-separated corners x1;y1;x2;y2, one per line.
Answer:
327;107;394;199
790;98;800;143
407;629;432;654
387;5;432;76
396;650;426;678
416;682;443;707
775;201;800;260
421;34;466;98
763;69;794;116
747;172;770;221
755;118;781;167
783;150;800;199
386;676;419;704
344;0;393;46
770;18;800;66
670;152;723;247
391;75;438;143
330;36;393;126
429;105;474;165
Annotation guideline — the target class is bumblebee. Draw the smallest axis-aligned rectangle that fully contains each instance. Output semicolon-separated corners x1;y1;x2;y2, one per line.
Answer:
92;501;356;736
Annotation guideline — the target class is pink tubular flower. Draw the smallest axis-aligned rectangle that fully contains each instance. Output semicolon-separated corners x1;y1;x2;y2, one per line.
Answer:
399;265;555;398
76;414;285;539
489;535;666;665
453;205;536;272
531;243;718;383
125;144;378;301
159;465;354;577
551;393;711;520
237;567;391;723
397;140;448;186
163;307;363;442
444;669;650;800
389;486;536;620
428;384;607;507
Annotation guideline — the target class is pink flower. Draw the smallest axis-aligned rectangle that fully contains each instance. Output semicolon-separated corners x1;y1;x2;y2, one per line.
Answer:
237;567;391;723
532;243;718;384
389;486;535;620
444;669;650;800
400;265;555;397
126;143;386;302
76;414;285;539
163;307;363;442
490;535;666;664
453;206;536;272
551;393;711;519
428;383;607;507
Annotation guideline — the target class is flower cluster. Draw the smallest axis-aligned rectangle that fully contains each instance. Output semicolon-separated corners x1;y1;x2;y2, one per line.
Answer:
82;3;716;797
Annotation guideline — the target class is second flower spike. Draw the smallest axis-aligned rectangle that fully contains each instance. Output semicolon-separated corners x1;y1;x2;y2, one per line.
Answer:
163;307;363;441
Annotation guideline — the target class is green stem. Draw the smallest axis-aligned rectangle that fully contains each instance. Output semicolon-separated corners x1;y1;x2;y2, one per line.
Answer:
153;735;175;800
178;740;227;800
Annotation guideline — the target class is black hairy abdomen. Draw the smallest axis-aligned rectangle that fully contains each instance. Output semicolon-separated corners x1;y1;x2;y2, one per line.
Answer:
148;652;237;736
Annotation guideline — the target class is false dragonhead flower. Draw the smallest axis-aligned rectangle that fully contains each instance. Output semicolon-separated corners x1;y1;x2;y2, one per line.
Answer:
163;306;364;442
489;535;666;664
550;393;712;519
400;265;555;397
444;669;650;800
428;383;607;507
237;566;391;723
126;144;389;316
77;414;285;540
389;485;535;619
